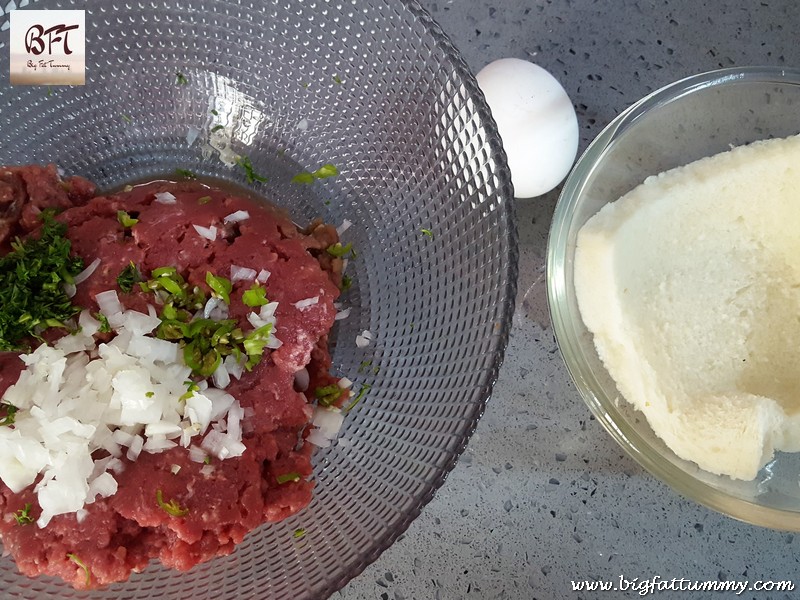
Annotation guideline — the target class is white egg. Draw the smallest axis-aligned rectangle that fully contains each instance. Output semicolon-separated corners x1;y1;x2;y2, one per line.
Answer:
477;58;579;198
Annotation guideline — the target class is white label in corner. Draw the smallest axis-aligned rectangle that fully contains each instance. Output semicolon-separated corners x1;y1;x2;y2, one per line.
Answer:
9;10;85;85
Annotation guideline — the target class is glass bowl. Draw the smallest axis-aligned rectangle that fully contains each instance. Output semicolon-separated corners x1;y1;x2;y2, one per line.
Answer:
548;66;800;530
0;0;517;597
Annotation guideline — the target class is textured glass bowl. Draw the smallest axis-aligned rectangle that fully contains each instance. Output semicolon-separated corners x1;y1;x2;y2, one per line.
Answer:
548;67;800;530
0;1;517;597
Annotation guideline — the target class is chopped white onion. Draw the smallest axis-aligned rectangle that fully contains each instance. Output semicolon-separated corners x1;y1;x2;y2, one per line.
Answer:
334;307;351;321
247;311;269;329
63;283;76;298
230;265;257;283
307;428;332;448
142;437;177;452
95;290;123;318
212;362;231;389
355;333;371;348
337;377;353;389
78;309;101;336
193;224;218;241
312;406;344;437
293;296;319;310
223;354;245;381
203;297;222;320
170;464;181;475
74;257;101;284
0;297;253;525
227;402;244;442
119;310;161;336
260;302;279;319
296;118;309;131
186;126;200;147
256;269;271;283
201;430;245;460
223;210;250;224
188;445;207;463
126;435;144;461
155;191;177;205
88;472;118;499
336;219;352;236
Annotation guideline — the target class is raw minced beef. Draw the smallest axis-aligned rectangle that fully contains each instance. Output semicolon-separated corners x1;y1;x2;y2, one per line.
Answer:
0;165;346;589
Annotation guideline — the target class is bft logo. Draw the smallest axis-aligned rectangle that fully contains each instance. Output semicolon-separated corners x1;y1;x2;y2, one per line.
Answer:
25;23;80;56
9;10;86;85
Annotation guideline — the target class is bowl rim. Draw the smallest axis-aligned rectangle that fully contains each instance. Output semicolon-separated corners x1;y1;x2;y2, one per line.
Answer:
547;65;800;531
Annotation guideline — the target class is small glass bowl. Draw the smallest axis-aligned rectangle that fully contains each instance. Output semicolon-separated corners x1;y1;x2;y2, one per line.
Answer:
548;66;800;530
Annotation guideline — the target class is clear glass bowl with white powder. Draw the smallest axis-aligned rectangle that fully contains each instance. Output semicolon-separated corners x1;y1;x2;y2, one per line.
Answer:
548;66;800;530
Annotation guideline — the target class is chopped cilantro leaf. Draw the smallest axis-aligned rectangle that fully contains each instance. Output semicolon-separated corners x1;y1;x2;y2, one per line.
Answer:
117;210;138;229
210;109;219;116
340;275;353;292
197;195;212;205
47;87;53;97
13;503;33;525
333;75;343;84
117;261;141;293
345;383;371;411
235;155;268;184
145;391;155;398
291;172;316;185
421;228;434;239
293;527;306;539
0;403;17;427
121;114;132;123
0;213;84;351
326;242;353;258
242;283;268;307
175;168;197;179
210;124;224;133
314;164;339;179
358;360;372;373
292;164;339;185
67;553;91;587
203;455;212;465
179;380;201;401
176;71;189;85
276;472;301;484
156;489;189;517
95;312;111;333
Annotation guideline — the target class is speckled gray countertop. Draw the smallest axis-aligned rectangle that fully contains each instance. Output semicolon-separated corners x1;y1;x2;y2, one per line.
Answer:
340;1;800;599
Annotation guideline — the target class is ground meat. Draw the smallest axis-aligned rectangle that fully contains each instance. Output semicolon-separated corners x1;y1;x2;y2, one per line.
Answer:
0;167;342;589
0;164;95;247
